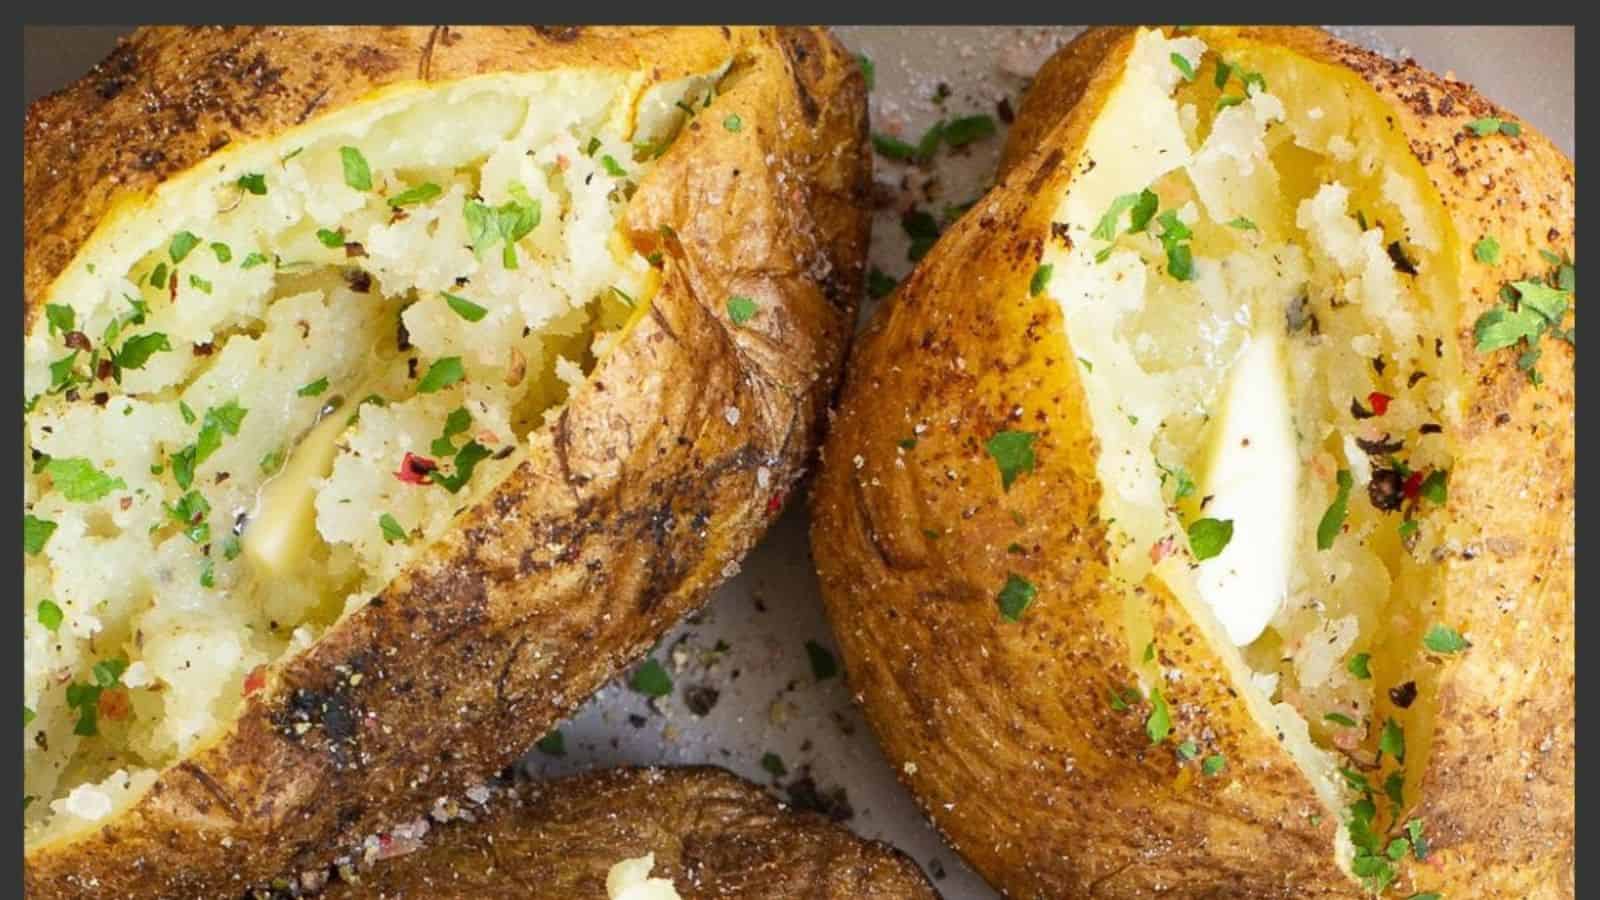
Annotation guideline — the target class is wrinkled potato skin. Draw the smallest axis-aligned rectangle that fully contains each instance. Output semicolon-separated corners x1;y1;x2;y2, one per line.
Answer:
25;26;869;897
313;767;938;899
812;25;1572;899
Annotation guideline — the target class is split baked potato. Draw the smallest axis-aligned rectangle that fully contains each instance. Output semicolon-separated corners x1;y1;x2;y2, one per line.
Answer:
23;25;868;896
300;766;937;899
813;26;1572;898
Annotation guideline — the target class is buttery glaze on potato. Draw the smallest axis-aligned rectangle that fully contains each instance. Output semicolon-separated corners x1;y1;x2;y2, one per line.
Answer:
812;26;1572;899
23;26;868;896
306;766;937;899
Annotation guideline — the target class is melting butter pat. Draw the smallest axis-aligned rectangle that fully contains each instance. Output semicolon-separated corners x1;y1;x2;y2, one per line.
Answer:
1194;332;1299;646
606;853;683;900
241;404;349;578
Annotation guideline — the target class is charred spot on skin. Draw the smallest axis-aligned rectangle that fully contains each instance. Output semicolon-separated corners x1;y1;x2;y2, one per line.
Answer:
1368;469;1405;512
1389;681;1418;709
532;26;585;42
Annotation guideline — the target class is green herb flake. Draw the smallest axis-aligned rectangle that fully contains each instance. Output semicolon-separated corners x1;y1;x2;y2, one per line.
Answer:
443;292;488;323
222;535;242;561
1419;469;1448;505
1202;754;1227;776
1472;236;1500;264
1347;652;1372;680
340;146;373;191
1177;739;1199;760
1384;770;1406;807
260;446;286;475
1227;216;1257;231
1145;686;1172;744
996;573;1038;623
388;182;443;208
629;658;673;697
857;53;875;90
600;154;628;177
1216;94;1246;110
416;357;466;394
187;274;212;295
944;115;997;148
24;515;57;556
761;751;787;777
1029;263;1054;297
1214;58;1234;88
37;599;64;632
723;113;743;132
297;377;330;398
169;231;200;264
149;262;170;289
316;228;346;249
867;267;898;299
1324;712;1357;727
24;707;35;727
985;430;1037;491
1092;193;1141;241
1170;52;1196;81
1423;624;1470;654
45;457;127;503
241;252;270;269
727;295;759;325
1187;517;1234;561
1465;117;1506;137
902;209;940;261
45;304;75;336
534;729;566;755
1157;461;1196;501
430;441;491;494
114;332;172;374
1317;470;1353;550
237;173;267;195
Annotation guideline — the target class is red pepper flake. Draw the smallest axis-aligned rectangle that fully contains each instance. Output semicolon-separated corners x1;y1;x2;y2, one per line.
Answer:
1402;471;1423;501
98;688;130;721
169;271;179;301
767;490;785;514
63;331;92;351
1149;535;1177;564
96;357;115;381
395;452;437;484
242;665;267;697
1367;392;1392;416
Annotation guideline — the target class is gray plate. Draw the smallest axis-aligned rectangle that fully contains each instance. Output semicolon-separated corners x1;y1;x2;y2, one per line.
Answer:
23;25;1574;899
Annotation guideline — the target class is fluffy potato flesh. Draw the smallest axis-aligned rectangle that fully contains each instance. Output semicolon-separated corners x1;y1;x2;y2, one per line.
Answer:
1040;29;1460;878
22;67;724;845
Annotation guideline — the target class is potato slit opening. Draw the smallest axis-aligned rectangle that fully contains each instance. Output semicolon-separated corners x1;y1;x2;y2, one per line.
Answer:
23;66;726;846
1039;28;1460;885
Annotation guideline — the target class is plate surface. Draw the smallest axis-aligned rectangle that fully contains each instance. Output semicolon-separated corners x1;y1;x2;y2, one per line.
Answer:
23;25;1574;899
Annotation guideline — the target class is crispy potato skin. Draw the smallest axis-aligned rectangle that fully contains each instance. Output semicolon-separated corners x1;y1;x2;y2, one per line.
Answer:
309;766;937;899
811;25;1572;899
24;26;869;897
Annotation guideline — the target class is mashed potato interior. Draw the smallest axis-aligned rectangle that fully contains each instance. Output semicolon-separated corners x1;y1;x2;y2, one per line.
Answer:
1038;28;1460;874
23;66;724;844
606;853;684;900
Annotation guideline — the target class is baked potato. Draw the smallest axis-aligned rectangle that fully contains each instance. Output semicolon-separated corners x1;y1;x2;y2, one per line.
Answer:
289;766;938;899
812;25;1572;898
23;25;868;897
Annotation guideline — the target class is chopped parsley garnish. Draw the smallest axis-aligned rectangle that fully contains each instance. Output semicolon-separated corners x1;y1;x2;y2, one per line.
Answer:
416;357;465;393
443;292;488;322
149;262;169;288
1176;739;1199;760
1465;116;1520;137
901;209;940;261
297;377;330;397
316;228;346;248
179;401;197;424
463;187;540;268
196;400;248;464
1214;58;1233;88
45;304;74;336
1384;770;1406;807
45;457;126;502
629;658;673;697
23;708;35;727
985;429;1037;491
431;407;473;456
535;729;566;755
37;599;63;632
169;231;200;264
1418;469;1448;505
210;242;232;263
600;154;628;177
166;490;212;544
237;173;267;195
222;535;242;560
113;332;172;375
1226;216;1257;231
388;182;442;207
872;133;917;161
1092;191;1153;241
1145;686;1172;744
761;751;787;777
727;295;758;325
24;515;56;556
1156;209;1194;280
1157;461;1195;500
857;53;875;90
943;114;997;148
867;266;898;299
1423;624;1469;654
1348;652;1372;679
430;441;491;494
241;252;270;269
379;512;409;544
260;446;286;475
723;113;743;132
1030;263;1054;297
340;146;373;191
996;573;1037;622
1317;469;1353;550
1216;94;1246;110
1170;52;1196;81
1324;712;1357;727
199;558;215;588
1202;754;1226;776
1108;686;1140;712
1186;517;1233;561
1473;236;1500;264
805;640;839;680
188;274;213;294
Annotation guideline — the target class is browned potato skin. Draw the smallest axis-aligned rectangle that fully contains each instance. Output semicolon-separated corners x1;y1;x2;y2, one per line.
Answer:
308;767;938;899
811;25;1572;899
24;26;869;897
